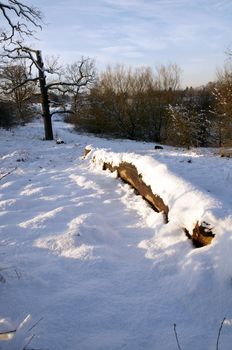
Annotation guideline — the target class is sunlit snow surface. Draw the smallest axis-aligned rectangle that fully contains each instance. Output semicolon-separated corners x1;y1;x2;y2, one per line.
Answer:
0;118;232;350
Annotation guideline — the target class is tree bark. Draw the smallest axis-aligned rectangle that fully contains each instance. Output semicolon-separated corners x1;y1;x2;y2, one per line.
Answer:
36;50;53;140
102;161;169;223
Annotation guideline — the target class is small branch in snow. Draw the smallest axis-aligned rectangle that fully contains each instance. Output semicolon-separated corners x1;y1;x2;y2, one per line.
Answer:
23;334;35;350
0;166;17;181
27;317;44;333
216;317;226;350
173;323;182;350
15;268;22;280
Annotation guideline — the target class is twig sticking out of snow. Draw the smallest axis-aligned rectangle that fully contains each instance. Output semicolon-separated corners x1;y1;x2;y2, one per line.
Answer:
0;315;44;350
23;334;35;349
172;318;227;350
173;323;182;350
0;167;17;181
27;317;44;333
216;317;226;350
15;268;21;280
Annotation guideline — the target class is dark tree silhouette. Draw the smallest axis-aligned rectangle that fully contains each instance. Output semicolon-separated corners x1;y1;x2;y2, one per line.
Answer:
2;44;95;139
0;0;42;43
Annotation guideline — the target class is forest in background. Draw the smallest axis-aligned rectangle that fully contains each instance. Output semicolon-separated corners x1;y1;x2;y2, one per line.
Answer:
1;57;232;148
0;1;231;148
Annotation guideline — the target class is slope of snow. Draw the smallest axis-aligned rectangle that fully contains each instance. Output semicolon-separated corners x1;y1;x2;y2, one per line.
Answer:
0;119;232;350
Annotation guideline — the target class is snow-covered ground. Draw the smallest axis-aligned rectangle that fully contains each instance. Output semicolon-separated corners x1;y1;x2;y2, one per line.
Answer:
0;118;232;350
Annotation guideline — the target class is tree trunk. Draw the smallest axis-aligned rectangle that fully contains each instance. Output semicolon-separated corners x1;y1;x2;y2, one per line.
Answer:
36;50;53;140
102;161;169;223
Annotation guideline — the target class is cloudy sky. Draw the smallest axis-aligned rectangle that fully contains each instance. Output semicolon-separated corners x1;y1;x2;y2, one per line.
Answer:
27;0;231;87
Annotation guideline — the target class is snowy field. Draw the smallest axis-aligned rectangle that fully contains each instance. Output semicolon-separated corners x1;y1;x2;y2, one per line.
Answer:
0;118;232;350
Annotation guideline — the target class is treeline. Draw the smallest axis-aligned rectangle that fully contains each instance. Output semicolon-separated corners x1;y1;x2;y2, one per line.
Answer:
1;58;232;147
67;61;232;147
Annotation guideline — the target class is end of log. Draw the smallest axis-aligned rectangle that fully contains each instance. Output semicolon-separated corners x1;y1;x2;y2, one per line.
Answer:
185;221;215;247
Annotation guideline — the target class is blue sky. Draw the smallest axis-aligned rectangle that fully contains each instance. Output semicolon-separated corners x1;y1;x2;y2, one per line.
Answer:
27;0;231;87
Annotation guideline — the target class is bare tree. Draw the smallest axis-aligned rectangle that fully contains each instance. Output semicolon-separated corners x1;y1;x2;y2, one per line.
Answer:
82;64;167;140
54;58;96;113
2;43;96;139
0;0;42;43
0;59;35;122
155;63;182;91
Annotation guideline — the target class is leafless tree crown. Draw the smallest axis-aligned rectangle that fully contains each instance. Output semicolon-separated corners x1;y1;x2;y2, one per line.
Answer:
0;0;42;43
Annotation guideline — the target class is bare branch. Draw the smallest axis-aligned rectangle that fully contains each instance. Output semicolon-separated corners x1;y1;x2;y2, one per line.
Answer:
156;63;182;91
50;109;74;117
0;0;42;43
47;81;89;89
47;85;70;94
1;44;45;73
3;76;39;93
44;55;63;75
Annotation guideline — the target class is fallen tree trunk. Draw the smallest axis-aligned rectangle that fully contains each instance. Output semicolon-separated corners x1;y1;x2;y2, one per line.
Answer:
103;161;169;224
89;151;215;248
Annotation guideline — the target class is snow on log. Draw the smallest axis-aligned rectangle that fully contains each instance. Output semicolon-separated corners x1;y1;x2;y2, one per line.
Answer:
89;149;217;247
